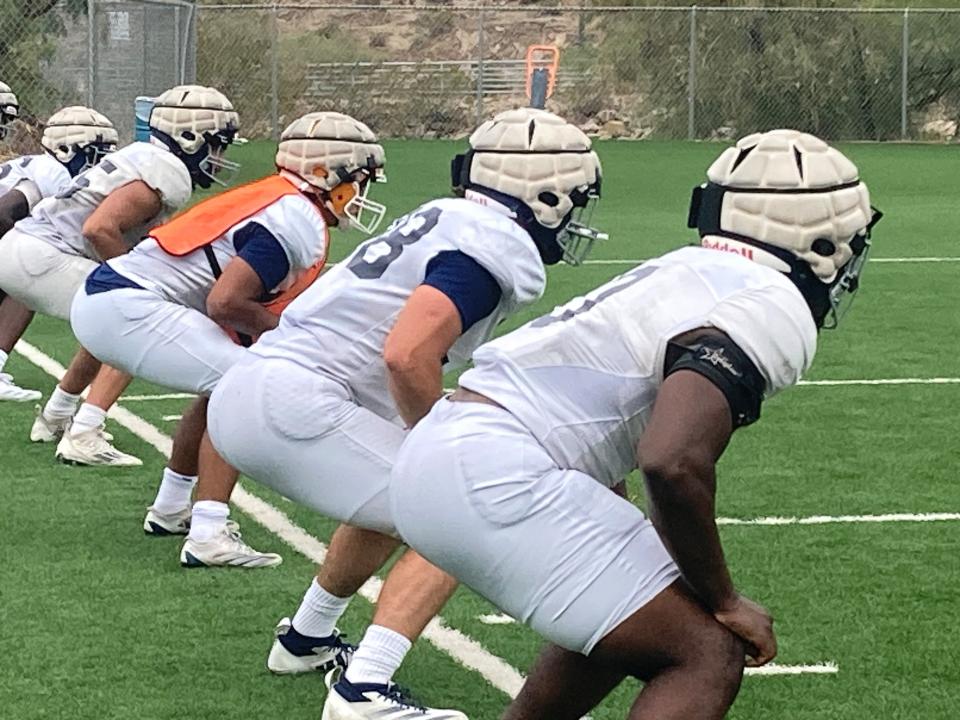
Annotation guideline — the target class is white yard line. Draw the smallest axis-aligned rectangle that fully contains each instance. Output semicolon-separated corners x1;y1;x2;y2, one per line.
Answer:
119;392;195;402
798;378;960;386
584;257;960;265
718;512;960;526
15;339;526;698
161;415;183;422
745;662;838;677
479;613;518;625
14;338;850;688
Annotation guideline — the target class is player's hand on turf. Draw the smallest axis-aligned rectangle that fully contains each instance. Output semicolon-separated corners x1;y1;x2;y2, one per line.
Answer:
714;594;777;667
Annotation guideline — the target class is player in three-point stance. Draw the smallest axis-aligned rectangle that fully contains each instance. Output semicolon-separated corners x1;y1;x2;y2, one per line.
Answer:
72;111;386;567
9;85;240;467
0;103;118;402
206;108;605;719
389;129;881;720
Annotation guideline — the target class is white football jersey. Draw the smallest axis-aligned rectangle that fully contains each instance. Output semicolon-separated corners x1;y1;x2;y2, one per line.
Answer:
460;245;818;488
0;153;71;210
14;142;192;260
252;197;547;422
108;193;329;314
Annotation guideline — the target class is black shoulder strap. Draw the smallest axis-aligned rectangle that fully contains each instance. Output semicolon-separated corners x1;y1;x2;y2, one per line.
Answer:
202;245;253;348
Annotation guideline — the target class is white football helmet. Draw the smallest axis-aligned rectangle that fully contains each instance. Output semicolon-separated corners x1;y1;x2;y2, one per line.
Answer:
452;107;605;265
688;128;881;327
149;85;240;189
275;111;386;234
41;106;119;176
0;82;19;139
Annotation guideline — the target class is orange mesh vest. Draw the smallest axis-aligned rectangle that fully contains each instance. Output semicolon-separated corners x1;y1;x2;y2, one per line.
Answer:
151;174;303;256
150;174;329;345
149;173;328;315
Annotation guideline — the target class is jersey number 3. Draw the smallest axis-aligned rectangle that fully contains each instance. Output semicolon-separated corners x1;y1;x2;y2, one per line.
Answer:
347;206;442;280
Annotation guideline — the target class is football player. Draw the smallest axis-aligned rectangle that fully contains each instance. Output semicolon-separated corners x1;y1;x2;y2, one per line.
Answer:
71;112;385;561
0;105;118;402
4;85;239;466
206;108;604;719
389;130;881;720
0;81;19;140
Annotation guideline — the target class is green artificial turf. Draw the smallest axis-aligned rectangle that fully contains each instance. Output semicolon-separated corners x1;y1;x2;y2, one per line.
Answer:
1;138;957;719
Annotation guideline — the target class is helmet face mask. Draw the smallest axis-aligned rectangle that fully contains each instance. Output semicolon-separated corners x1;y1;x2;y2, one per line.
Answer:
557;185;606;266
337;173;387;234
199;136;241;188
0;82;18;140
0;108;17;140
71;138;117;175
822;207;882;329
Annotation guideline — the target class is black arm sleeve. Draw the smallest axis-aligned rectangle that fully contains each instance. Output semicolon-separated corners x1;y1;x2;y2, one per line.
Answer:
663;331;766;429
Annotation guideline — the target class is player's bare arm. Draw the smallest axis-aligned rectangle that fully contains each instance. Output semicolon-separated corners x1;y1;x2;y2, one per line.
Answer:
0;189;29;235
637;328;776;665
383;284;462;427
637;360;734;608
206;257;279;337
81;179;161;260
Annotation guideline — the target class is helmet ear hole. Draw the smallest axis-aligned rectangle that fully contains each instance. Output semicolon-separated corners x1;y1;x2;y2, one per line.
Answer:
812;238;836;257
538;191;560;207
182;130;195;141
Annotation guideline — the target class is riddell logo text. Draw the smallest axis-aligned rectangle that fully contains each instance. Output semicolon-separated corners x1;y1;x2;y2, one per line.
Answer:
703;238;754;260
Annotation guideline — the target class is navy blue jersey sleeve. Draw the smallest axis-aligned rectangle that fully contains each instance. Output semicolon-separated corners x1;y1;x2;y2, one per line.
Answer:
233;221;291;292
422;250;503;332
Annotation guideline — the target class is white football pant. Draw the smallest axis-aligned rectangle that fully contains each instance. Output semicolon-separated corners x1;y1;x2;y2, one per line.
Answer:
0;229;97;320
391;398;681;655
208;357;403;535
70;286;247;395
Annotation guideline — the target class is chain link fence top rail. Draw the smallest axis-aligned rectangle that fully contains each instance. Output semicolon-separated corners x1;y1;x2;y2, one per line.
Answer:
1;3;959;142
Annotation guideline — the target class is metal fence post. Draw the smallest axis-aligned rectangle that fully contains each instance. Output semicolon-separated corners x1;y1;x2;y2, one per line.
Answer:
173;5;181;83
476;4;485;127
687;5;697;140
901;8;909;140
87;0;96;107
270;2;280;141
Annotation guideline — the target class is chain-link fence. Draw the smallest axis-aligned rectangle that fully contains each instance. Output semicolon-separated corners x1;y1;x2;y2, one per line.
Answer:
0;0;194;143
2;2;959;143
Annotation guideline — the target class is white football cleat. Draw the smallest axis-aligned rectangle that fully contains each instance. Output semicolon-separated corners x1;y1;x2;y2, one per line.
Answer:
267;617;355;675
180;522;282;569
0;373;41;403
30;407;70;443
321;667;468;720
143;506;192;536
56;426;143;467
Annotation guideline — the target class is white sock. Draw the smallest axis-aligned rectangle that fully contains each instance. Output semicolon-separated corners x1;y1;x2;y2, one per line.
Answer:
290;578;351;638
152;467;197;515
0;349;8;373
70;403;107;435
43;386;82;419
345;625;412;686
188;500;230;542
